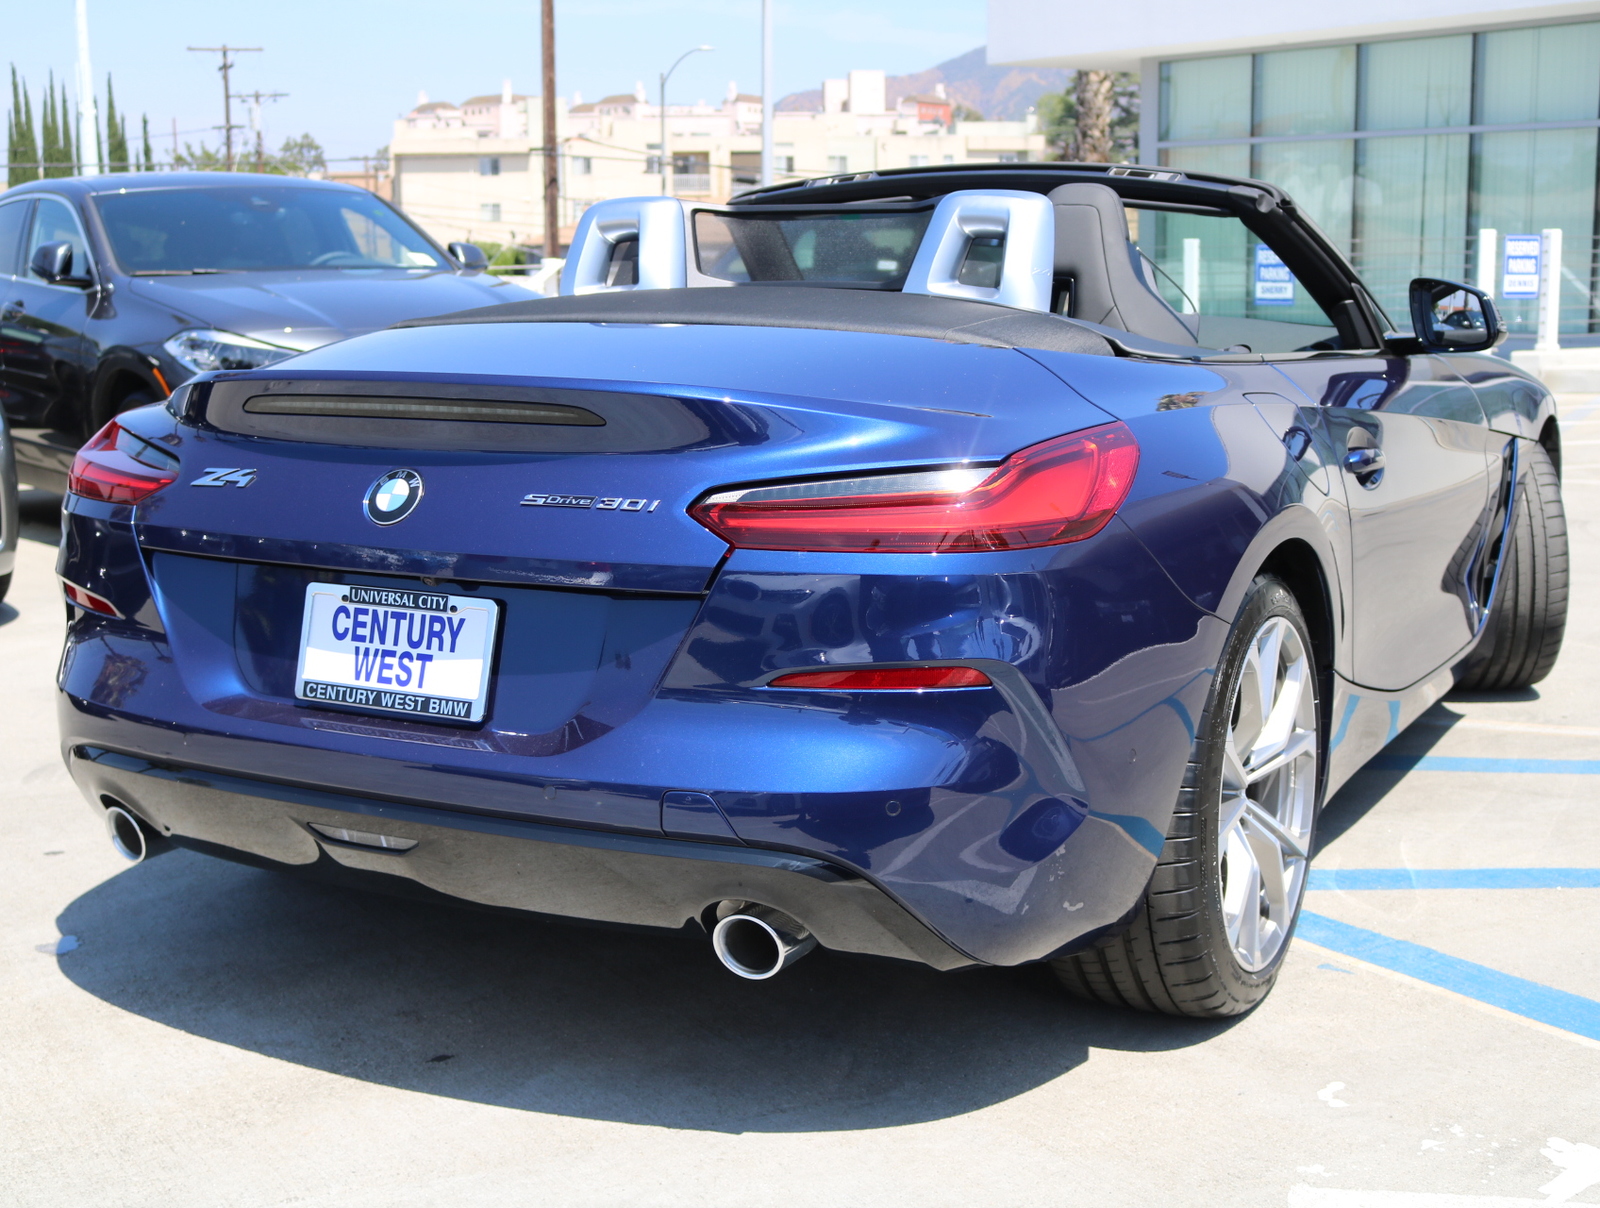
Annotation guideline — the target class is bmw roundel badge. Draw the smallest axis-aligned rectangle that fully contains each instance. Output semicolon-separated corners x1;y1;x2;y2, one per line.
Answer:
364;469;424;525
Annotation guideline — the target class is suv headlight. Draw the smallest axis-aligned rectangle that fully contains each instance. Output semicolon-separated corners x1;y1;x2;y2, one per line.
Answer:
163;329;298;373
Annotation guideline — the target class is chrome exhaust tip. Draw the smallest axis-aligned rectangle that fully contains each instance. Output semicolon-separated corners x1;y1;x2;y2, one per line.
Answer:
711;905;817;980
104;803;167;864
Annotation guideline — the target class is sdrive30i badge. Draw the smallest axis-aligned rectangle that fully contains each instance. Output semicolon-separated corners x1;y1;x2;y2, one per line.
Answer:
521;493;660;512
364;469;424;525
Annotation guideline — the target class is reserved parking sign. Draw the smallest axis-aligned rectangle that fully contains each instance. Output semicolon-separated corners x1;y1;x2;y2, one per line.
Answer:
1254;244;1294;306
1503;234;1541;298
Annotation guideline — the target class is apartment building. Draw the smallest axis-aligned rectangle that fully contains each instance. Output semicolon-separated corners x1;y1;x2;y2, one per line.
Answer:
389;72;1046;248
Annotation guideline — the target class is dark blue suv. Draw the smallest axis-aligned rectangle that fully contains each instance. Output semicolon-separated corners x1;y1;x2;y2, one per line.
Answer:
0;172;517;492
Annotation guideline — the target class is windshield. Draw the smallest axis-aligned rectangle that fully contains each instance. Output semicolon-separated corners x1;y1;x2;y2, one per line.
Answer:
93;186;447;273
695;210;930;286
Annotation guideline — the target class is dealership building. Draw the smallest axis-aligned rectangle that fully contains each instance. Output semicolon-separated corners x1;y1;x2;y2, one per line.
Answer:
990;0;1600;340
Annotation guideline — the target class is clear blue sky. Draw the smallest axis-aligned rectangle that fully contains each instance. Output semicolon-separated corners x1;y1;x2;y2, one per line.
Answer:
5;0;988;166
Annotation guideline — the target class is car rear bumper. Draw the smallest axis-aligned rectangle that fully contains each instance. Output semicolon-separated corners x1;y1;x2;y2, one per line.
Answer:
67;744;978;971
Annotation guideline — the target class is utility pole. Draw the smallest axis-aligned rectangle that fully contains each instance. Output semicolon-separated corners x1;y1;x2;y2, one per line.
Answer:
187;45;261;170
541;0;559;258
760;0;773;187
232;89;287;173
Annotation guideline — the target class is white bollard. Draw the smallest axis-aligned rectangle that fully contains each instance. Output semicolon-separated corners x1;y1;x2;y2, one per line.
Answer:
1536;228;1562;351
1476;228;1497;297
1180;237;1200;314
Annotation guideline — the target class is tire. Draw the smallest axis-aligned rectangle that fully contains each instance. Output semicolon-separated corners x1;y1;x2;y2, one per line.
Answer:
1052;575;1322;1017
0;573;10;603
1456;440;1567;691
90;388;157;435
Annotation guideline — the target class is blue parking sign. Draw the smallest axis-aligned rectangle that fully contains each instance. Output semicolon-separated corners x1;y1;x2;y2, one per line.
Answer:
1502;234;1540;298
1254;245;1294;306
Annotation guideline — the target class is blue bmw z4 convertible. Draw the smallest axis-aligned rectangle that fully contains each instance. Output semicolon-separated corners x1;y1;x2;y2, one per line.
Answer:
56;164;1566;1016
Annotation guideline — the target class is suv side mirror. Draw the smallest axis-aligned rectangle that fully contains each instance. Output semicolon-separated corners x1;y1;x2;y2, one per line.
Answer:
1409;277;1503;353
30;240;92;287
448;241;490;272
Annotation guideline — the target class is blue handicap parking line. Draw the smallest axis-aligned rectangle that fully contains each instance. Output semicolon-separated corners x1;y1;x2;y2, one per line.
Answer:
1297;912;1600;1042
1308;867;1600;890
1369;753;1600;774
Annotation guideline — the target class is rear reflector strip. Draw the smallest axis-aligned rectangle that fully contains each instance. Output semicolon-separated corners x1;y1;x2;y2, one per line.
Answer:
61;578;123;619
766;666;992;690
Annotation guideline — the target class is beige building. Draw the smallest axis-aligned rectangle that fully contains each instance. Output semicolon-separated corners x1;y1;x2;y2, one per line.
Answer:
389;72;1047;249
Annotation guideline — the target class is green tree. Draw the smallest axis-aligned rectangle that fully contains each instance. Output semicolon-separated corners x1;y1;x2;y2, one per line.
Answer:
8;67;40;185
172;141;226;170
1038;71;1139;163
270;133;325;176
105;74;129;172
951;102;984;122
141;114;154;170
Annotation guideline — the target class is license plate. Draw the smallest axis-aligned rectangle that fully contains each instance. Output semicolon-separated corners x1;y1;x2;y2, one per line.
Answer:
294;584;499;722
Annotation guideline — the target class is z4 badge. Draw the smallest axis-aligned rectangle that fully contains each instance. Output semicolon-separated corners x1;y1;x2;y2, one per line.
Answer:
521;493;660;512
192;468;258;488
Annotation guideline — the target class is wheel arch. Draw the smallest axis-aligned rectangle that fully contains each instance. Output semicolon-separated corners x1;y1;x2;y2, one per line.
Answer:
90;351;168;434
1539;415;1561;481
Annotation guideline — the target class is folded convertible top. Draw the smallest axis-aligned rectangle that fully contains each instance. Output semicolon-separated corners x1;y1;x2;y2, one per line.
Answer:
394;285;1114;357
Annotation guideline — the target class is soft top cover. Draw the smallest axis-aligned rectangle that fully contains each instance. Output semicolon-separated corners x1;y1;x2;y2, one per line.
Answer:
393;286;1114;356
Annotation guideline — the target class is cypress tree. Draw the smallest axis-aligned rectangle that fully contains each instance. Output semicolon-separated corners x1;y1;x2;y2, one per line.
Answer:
141;114;154;171
13;69;39;184
105;75;128;171
39;74;59;176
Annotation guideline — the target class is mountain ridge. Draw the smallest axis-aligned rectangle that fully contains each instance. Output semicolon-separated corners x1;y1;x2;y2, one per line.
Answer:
776;47;1070;121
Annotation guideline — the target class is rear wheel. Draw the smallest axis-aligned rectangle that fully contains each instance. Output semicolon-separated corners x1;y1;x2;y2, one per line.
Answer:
1052;576;1321;1017
1456;440;1567;691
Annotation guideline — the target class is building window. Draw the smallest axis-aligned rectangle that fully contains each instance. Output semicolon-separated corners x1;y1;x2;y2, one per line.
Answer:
996;151;1030;163
572;157;592;175
827;155;848;174
909;155;929;167
1156;19;1600;336
478;157;500;176
942;155;954;164
645;154;662;175
480;203;502;222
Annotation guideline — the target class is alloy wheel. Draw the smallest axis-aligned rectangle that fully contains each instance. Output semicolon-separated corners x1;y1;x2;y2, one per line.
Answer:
1217;615;1317;972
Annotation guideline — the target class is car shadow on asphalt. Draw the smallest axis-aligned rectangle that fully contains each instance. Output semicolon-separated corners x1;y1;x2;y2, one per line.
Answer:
18;488;63;546
54;851;1233;1132
1313;693;1519;853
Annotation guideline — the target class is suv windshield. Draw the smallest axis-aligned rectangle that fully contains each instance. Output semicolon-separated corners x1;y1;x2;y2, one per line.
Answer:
695;210;930;286
93;186;447;273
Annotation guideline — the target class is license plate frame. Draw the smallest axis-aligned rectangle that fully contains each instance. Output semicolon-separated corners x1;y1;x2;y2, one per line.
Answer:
294;583;500;723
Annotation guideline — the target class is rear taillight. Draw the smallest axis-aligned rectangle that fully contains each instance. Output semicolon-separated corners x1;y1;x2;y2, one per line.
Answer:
61;578;123;618
768;666;992;690
690;423;1139;553
68;421;178;504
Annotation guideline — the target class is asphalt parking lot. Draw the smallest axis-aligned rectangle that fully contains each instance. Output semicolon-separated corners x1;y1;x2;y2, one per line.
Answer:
3;402;1599;1208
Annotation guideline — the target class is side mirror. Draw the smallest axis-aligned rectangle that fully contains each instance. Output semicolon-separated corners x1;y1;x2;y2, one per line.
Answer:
1409;277;1504;353
30;240;91;287
448;241;490;272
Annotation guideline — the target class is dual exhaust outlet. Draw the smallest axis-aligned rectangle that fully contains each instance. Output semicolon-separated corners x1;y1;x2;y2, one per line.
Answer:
102;803;817;980
711;904;816;980
103;802;170;864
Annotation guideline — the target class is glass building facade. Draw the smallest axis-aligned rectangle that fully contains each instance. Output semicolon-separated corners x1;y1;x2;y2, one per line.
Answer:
1154;20;1600;334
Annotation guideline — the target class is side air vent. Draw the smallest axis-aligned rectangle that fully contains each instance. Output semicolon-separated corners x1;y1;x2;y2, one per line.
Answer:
901;190;1054;313
562;196;687;294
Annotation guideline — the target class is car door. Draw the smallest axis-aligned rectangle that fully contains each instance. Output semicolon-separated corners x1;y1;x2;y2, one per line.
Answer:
0;197;34;424
1133;204;1496;692
3;195;97;438
1270;354;1496;690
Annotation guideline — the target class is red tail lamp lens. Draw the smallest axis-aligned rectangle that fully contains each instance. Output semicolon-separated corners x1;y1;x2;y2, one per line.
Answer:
767;667;992;690
691;423;1139;553
68;421;178;504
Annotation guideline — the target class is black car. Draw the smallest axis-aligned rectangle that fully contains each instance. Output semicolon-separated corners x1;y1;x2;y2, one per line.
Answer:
0;172;518;492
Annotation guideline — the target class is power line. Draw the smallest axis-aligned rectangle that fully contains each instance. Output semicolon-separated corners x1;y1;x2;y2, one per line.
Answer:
186;45;262;170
